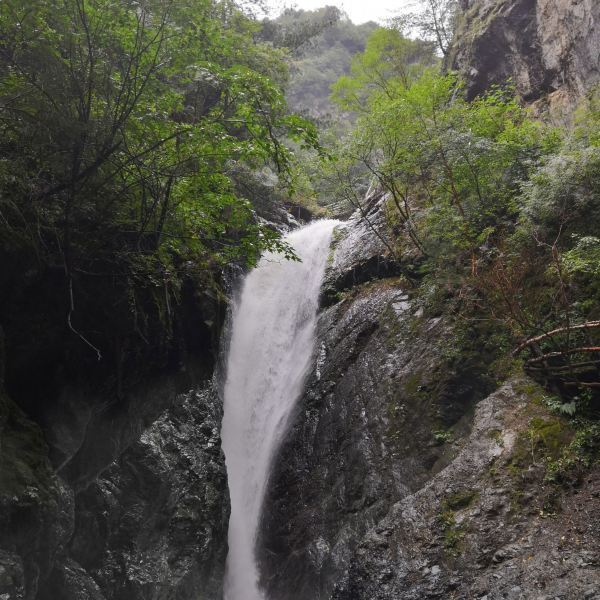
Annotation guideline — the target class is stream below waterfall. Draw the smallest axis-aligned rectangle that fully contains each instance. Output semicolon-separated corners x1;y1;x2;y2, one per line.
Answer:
221;219;338;600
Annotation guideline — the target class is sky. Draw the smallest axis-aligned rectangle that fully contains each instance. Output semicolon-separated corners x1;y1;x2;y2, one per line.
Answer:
266;0;412;25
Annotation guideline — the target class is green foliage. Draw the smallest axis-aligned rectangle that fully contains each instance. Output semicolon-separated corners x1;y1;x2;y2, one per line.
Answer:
437;508;463;551
573;84;600;147
253;8;380;213
271;9;378;119
331;28;437;112
330;36;550;262
545;421;600;484
544;396;578;416
259;6;343;56
563;236;600;277
259;7;378;122
392;0;458;57
0;0;319;367
519;148;600;245
509;414;573;481
502;101;600;390
527;417;571;457
325;23;600;408
437;489;477;552
433;429;453;445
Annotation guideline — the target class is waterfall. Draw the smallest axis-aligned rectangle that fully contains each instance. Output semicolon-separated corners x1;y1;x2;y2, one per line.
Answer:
221;219;338;600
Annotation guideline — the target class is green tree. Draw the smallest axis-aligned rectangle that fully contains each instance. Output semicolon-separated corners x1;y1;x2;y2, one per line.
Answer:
331;27;437;111
394;0;458;57
331;31;547;269
0;0;316;364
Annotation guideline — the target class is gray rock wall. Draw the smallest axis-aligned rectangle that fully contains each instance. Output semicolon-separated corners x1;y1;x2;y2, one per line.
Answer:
449;0;600;114
49;384;228;600
258;209;493;600
0;380;229;600
332;379;600;600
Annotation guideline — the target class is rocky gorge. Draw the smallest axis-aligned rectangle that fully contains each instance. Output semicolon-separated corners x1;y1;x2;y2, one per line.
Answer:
259;194;600;599
0;299;230;600
1;0;600;599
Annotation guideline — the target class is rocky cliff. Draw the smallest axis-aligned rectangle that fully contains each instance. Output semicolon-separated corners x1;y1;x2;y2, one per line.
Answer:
0;187;307;600
0;280;230;600
258;195;600;599
449;0;600;115
0;378;229;600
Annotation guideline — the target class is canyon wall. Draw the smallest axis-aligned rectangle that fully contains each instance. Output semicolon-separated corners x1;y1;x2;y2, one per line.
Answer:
449;0;600;116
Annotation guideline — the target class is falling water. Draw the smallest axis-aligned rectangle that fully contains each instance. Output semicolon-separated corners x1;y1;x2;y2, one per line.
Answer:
221;219;338;600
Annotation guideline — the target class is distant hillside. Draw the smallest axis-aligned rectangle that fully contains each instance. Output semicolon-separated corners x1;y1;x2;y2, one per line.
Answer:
267;8;379;119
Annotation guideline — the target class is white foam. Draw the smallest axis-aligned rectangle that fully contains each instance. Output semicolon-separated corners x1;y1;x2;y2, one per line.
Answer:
221;219;338;600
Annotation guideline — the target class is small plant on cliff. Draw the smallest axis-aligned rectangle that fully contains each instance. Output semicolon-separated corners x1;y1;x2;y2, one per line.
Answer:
545;422;600;485
433;429;453;445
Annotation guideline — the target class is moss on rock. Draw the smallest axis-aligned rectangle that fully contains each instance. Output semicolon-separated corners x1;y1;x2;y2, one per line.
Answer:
0;388;71;600
0;390;56;499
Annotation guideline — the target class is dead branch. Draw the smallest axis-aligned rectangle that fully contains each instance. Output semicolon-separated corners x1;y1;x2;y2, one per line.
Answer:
513;321;600;355
525;347;600;366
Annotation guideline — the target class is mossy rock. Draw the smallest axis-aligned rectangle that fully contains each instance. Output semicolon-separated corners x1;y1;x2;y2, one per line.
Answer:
403;371;425;398
509;415;573;474
513;379;548;406
0;389;56;502
444;489;479;511
529;418;572;457
437;490;479;554
545;422;600;485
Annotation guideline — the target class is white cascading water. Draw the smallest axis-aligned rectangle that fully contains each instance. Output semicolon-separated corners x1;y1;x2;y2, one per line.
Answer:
221;219;338;600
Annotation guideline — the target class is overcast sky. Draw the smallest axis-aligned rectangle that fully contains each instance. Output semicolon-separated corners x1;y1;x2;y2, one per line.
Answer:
266;0;412;24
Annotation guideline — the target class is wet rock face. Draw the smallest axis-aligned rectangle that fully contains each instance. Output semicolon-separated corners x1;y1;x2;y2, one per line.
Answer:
46;384;228;600
0;391;73;600
0;381;229;600
321;190;420;308
450;0;600;110
332;380;600;600
258;213;492;600
40;559;106;600
40;376;187;490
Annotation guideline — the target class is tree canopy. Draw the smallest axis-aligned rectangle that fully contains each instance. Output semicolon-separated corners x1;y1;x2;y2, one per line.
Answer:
318;22;600;406
0;0;318;371
264;7;379;119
